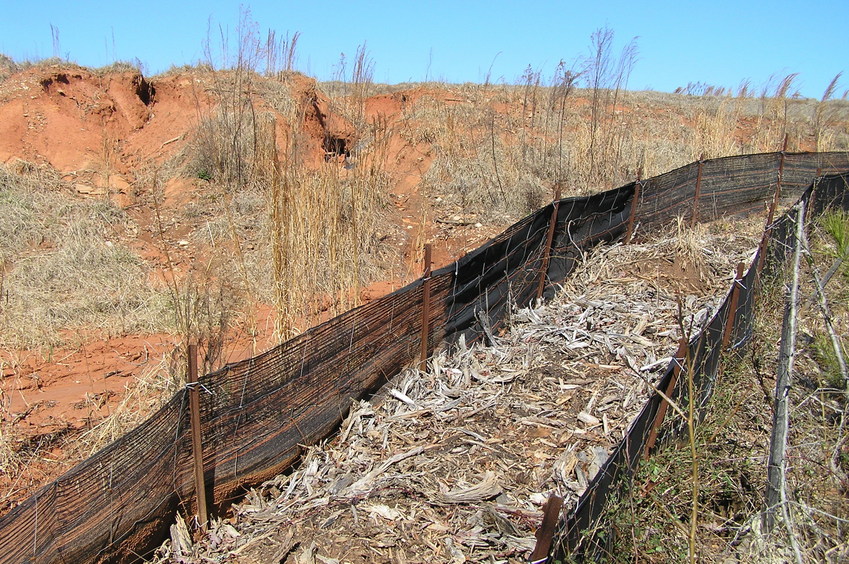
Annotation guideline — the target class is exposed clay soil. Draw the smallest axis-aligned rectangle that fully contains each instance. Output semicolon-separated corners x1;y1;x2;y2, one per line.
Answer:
0;65;509;511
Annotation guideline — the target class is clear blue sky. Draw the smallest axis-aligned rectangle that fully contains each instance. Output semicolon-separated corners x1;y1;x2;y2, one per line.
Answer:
1;0;846;99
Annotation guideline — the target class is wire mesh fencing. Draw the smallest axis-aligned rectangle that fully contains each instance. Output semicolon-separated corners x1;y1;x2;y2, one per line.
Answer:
552;170;849;560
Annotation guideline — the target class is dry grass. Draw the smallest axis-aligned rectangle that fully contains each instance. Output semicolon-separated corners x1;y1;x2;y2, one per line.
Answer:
321;43;376;130
182;110;393;342
262;116;392;338
0;375;15;484
0;164;171;349
0;53;16;84
180;16;393;341
391;75;849;227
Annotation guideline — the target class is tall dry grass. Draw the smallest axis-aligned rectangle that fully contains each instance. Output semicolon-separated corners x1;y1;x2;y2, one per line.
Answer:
394;62;849;226
261;111;390;340
815;72;845;152
182;12;391;342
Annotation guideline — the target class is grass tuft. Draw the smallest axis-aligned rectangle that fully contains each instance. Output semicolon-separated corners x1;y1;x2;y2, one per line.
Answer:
0;166;169;349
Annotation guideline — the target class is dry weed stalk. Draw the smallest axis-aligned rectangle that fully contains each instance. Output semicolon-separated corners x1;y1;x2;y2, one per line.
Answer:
816;72;844;152
263;29;299;78
678;302;701;564
324;42;374;130
583;27;637;186
187;13;390;342
750;73;800;152
263;108;389;341
151;183;234;375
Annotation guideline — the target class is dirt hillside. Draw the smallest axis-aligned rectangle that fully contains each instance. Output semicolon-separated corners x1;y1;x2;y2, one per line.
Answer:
0;65;506;509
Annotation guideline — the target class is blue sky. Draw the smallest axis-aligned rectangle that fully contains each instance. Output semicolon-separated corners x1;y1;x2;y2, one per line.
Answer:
1;0;846;99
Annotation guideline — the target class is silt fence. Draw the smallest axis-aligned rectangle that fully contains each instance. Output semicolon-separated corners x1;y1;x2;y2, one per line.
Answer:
0;152;847;563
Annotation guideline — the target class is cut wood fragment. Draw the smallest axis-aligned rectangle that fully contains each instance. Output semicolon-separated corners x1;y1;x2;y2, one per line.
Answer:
577;411;601;426
439;472;503;504
389;388;417;406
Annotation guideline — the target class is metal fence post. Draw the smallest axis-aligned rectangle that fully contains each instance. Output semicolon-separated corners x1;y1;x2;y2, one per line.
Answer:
536;187;562;302
419;244;432;370
624;172;642;244
757;142;789;275
643;337;688;458
810;167;822;216
187;344;208;529
690;155;704;227
529;494;564;563
722;263;746;349
767;136;789;228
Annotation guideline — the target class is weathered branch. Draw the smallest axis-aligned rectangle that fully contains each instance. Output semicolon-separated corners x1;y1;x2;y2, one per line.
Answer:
820;257;844;290
764;201;804;564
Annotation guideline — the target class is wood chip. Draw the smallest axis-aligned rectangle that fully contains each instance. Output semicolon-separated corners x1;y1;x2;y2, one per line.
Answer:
577;411;601;426
439;471;502;504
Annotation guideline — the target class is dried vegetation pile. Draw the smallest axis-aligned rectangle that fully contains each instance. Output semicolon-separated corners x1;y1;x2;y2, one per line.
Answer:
155;214;764;563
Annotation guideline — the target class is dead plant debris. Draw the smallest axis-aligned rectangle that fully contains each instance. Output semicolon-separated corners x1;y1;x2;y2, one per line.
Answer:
150;215;763;563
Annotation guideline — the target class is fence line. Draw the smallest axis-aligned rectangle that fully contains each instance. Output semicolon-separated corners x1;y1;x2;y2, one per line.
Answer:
551;170;849;560
0;152;847;563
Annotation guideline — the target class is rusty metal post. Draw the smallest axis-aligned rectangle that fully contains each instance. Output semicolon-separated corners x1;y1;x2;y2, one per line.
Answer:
690;155;704;227
766;135;789;228
624;174;642;244
643;337;688;458
529;494;564;563
810;166;822;217
757;140;789;275
722;263;746;349
187;344;208;529
536;187;562;302
755;191;779;276
419;244;432;371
